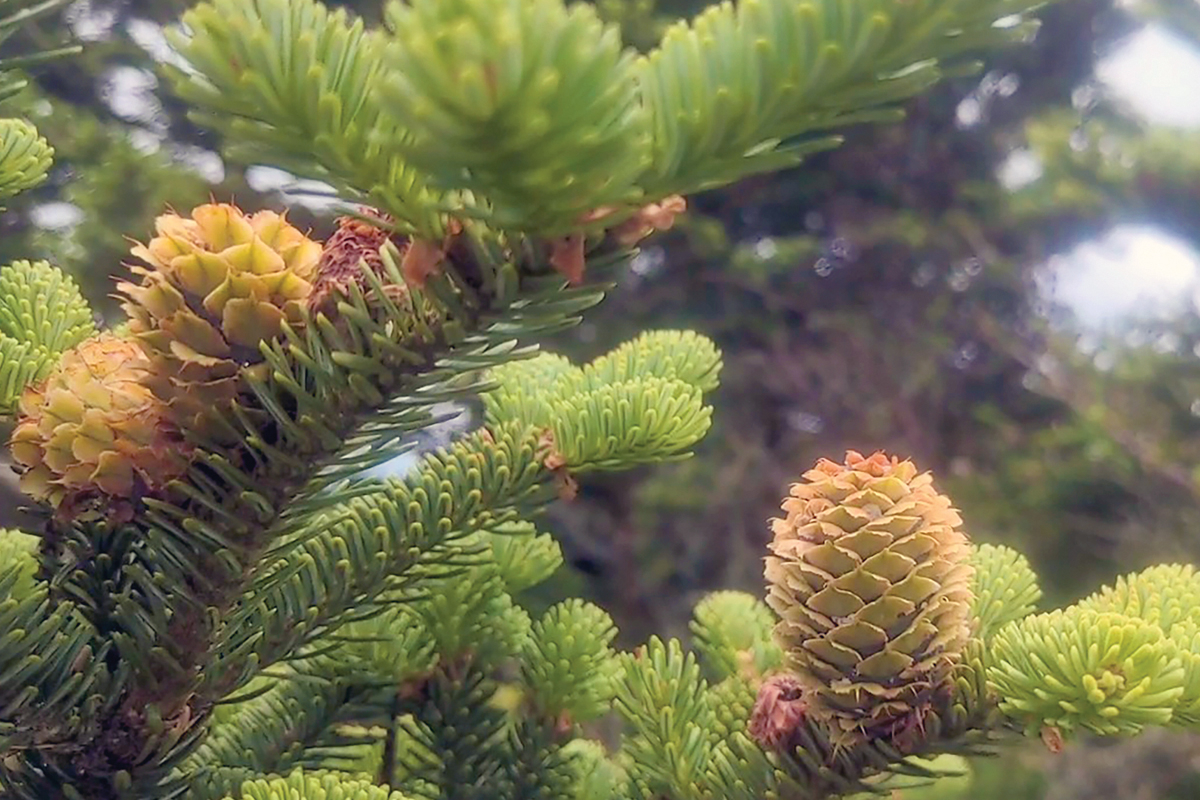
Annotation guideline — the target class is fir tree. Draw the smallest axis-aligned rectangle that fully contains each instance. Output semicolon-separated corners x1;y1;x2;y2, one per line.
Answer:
0;1;1198;799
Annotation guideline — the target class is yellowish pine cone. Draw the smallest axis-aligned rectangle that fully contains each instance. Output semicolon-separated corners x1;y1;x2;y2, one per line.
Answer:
116;203;322;426
8;333;191;520
764;450;974;745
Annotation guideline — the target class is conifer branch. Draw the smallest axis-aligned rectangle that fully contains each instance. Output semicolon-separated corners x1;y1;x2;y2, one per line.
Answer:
10;1;1200;799
635;0;1049;196
166;0;443;238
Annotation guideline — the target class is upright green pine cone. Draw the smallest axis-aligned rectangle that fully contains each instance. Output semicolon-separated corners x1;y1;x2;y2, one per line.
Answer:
116;203;322;429
764;450;974;744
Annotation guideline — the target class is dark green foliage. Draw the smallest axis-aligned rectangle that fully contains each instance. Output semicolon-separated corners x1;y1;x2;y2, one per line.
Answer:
0;0;78;103
394;667;511;800
186;660;382;799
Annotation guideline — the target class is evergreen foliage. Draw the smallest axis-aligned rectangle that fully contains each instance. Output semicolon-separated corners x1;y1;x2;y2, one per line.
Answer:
0;251;96;417
0;0;1197;798
968;543;1042;641
0;119;50;201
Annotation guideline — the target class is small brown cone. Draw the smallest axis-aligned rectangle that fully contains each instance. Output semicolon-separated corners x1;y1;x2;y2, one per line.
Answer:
748;673;809;752
764;450;973;745
309;211;408;312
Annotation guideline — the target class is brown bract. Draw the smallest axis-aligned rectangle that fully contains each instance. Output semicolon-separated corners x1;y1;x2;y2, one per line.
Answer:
581;195;688;246
763;450;974;745
1040;725;1065;754
399;218;463;288
536;428;567;471
534;428;576;500
612;195;687;247
555;195;689;285
549;234;586;285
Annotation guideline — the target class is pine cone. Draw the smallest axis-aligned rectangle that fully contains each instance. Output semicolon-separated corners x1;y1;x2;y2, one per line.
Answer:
764;450;974;744
116;203;322;427
8;333;191;520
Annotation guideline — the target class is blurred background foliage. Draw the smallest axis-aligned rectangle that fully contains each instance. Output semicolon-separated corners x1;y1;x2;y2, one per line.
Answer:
4;0;1200;796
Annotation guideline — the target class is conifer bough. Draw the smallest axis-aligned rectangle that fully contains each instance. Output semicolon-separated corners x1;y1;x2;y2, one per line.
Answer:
1;0;1199;798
